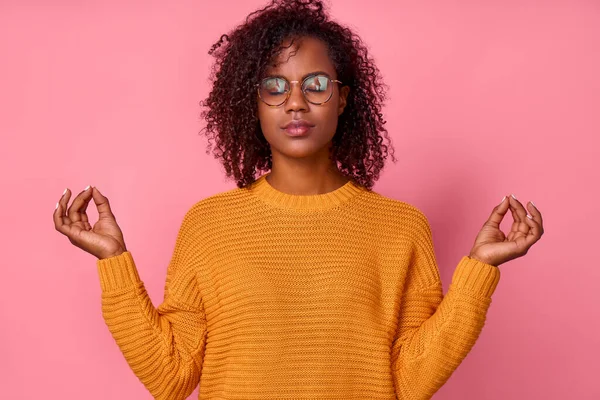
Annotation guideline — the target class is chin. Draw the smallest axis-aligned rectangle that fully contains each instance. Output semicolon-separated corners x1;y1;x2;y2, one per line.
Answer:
274;142;334;160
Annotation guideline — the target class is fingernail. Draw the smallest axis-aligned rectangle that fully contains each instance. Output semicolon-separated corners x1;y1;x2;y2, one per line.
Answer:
62;188;67;196
55;202;59;210
84;185;90;191
500;196;506;204
511;194;517;200
527;214;533;219
531;201;536;208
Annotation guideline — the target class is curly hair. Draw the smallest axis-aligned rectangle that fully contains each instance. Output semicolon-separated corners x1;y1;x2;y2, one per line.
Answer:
198;0;396;190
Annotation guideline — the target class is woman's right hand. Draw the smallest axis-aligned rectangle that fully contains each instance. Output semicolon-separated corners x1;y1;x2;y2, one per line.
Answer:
54;186;128;260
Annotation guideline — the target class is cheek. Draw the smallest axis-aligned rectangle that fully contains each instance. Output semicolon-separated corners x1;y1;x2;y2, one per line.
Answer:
256;107;282;144
319;104;341;133
257;105;276;131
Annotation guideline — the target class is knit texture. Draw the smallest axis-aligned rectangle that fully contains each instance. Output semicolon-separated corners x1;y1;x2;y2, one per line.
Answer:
97;173;501;400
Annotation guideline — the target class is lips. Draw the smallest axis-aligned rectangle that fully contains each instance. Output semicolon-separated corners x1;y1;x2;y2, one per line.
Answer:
281;119;315;129
284;125;312;136
281;119;315;137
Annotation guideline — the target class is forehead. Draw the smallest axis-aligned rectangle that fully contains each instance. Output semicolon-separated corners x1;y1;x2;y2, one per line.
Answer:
265;36;336;78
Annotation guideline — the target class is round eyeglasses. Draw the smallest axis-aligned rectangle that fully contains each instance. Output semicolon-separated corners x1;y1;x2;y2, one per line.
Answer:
256;73;343;107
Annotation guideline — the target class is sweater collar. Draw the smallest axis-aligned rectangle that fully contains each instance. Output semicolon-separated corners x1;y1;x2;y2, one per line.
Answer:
248;172;366;210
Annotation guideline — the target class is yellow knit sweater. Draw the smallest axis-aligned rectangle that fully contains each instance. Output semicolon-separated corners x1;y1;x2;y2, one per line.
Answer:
97;173;501;400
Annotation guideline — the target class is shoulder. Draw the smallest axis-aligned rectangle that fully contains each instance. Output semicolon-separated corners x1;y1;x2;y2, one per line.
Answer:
356;189;434;253
360;189;431;229
179;185;252;225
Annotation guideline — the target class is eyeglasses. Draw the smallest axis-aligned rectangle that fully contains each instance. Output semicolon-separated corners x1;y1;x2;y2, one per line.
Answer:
256;73;343;107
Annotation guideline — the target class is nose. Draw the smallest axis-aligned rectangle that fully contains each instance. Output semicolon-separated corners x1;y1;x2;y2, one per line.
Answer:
284;81;309;113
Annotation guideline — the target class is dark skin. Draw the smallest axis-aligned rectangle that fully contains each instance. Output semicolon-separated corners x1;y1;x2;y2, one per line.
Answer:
257;36;351;195
468;194;544;267
53;36;544;266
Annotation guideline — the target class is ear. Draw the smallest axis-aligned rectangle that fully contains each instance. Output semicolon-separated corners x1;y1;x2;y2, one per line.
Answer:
338;85;350;116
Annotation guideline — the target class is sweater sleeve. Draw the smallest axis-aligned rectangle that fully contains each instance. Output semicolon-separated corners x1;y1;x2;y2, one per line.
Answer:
390;212;501;400
96;211;207;400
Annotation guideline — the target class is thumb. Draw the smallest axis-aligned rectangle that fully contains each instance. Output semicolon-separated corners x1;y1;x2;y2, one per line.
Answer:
486;194;511;229
91;186;116;220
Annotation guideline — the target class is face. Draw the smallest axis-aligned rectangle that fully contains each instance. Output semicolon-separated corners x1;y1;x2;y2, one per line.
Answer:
256;36;350;161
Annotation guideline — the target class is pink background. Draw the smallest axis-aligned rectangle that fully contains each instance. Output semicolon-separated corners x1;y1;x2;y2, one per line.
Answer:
1;0;598;398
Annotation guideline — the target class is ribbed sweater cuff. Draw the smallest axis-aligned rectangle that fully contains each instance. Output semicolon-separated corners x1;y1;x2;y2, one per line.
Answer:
449;256;501;298
96;251;141;292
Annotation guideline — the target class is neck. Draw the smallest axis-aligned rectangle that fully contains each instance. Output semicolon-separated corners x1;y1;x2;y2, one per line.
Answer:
265;159;350;196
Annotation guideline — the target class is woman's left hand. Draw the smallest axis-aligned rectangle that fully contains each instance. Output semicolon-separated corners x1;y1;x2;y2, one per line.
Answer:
468;194;544;267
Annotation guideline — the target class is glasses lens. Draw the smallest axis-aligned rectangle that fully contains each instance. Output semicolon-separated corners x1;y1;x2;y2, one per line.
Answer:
259;77;289;106
302;75;332;104
259;74;333;105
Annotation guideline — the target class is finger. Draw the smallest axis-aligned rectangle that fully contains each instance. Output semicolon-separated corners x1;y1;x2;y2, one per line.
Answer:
79;197;92;230
523;210;542;248
508;194;528;222
485;195;511;229
67;185;93;223
507;195;525;237
91;186;116;221
54;189;66;231
54;188;74;235
527;201;544;234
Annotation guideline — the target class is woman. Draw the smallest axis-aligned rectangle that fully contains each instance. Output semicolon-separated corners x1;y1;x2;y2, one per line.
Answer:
53;0;544;399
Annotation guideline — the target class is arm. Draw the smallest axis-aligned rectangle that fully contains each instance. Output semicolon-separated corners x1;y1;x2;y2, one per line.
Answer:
96;211;207;400
391;213;501;400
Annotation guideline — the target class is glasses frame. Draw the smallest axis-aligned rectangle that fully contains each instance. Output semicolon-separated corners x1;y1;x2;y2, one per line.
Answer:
256;73;343;107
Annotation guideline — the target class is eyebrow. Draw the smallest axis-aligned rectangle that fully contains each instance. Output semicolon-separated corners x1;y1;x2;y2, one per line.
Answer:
264;70;332;81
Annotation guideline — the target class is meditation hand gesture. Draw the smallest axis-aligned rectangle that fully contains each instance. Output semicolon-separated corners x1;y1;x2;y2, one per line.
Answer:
53;186;127;260
469;194;544;267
